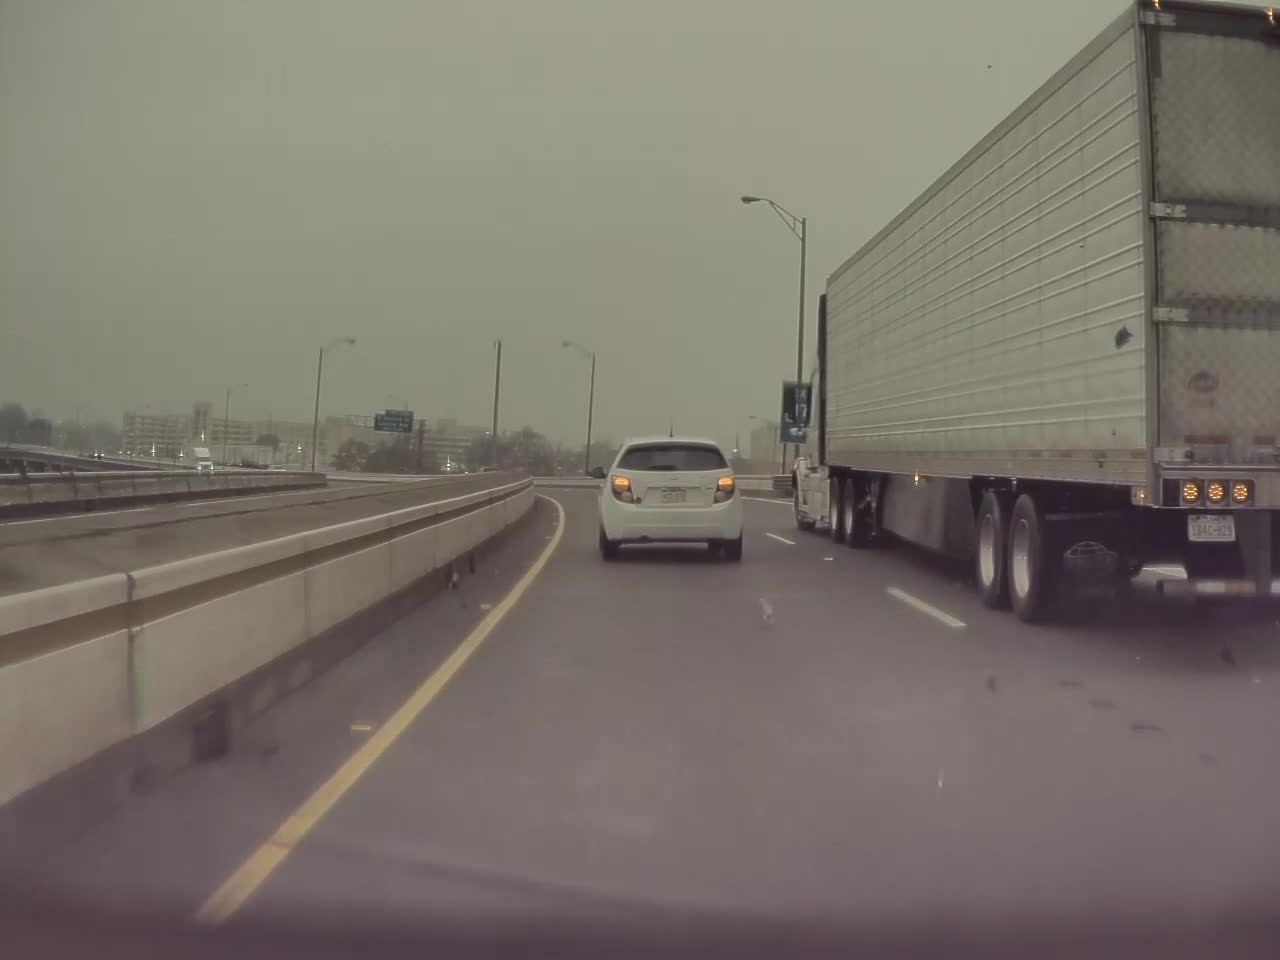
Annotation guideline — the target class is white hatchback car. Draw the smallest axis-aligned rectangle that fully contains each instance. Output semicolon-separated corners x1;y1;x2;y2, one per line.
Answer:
596;437;744;561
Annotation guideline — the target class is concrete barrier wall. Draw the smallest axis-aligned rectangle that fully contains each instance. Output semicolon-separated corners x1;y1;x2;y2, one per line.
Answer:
0;573;136;809
132;571;312;732
0;478;534;808
0;633;132;811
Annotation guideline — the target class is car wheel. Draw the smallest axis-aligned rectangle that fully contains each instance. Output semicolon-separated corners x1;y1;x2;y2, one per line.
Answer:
598;528;619;561
975;490;1010;609
1008;493;1055;623
829;477;846;544
722;535;743;563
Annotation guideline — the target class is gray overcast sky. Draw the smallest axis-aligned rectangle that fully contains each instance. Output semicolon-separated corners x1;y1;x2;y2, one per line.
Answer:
2;0;1134;448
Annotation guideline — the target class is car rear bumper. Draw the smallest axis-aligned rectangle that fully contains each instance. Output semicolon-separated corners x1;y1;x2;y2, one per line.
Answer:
601;497;743;543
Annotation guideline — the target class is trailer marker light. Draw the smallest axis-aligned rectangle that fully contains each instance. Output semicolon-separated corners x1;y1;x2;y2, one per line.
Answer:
1232;481;1253;505
1181;480;1201;505
1206;481;1226;505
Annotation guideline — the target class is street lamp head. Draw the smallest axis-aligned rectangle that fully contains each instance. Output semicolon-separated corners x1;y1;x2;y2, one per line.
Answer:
741;195;763;205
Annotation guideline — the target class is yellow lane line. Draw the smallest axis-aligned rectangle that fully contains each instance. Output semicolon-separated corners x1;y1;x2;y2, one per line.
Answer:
194;495;566;925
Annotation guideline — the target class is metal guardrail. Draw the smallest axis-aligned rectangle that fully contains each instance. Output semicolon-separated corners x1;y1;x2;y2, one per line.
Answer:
0;469;326;518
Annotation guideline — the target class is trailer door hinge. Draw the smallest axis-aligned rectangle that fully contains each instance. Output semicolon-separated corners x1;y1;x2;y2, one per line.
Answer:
1150;201;1187;219
1140;10;1176;27
1153;307;1190;324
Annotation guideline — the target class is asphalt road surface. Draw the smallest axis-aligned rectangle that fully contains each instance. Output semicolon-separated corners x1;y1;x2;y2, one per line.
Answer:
14;490;1280;937
0;473;515;595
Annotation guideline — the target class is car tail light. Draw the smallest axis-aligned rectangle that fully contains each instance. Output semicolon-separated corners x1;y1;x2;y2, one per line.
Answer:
1181;480;1202;505
1232;480;1253;505
611;475;633;503
1206;480;1227;505
714;475;736;503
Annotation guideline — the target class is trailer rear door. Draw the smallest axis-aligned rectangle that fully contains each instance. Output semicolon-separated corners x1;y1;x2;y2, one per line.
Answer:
1148;5;1280;463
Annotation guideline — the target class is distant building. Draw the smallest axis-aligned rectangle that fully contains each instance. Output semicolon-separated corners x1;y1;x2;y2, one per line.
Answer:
191;402;213;443
318;415;485;472
123;410;190;460
207;418;256;448
423;418;484;471
321;415;379;467
125;404;314;466
249;418;313;466
749;419;782;473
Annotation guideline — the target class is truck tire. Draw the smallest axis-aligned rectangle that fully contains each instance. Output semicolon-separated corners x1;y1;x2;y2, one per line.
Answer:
845;477;873;548
1008;493;1054;623
829;477;846;544
976;491;1010;608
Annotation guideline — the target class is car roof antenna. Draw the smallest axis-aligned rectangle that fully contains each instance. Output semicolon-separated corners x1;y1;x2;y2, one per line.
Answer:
668;418;674;438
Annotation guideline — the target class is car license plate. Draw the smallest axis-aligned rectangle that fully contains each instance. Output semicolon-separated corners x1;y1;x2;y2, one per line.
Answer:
1188;514;1235;542
660;488;686;504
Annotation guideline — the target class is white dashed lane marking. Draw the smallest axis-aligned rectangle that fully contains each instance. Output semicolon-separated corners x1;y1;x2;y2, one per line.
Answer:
885;586;966;629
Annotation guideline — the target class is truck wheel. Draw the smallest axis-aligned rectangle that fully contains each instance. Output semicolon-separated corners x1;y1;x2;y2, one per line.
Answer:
829;477;846;544
1008;493;1054;623
976;491;1010;608
845;478;873;548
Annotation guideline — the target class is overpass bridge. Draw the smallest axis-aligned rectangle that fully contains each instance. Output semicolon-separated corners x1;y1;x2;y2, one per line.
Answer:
0;443;170;474
2;471;1279;943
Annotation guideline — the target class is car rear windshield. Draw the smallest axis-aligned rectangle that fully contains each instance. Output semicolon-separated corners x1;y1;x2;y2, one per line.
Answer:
617;444;727;471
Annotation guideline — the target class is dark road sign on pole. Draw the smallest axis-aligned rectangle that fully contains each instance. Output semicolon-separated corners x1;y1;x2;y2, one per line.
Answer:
779;381;810;445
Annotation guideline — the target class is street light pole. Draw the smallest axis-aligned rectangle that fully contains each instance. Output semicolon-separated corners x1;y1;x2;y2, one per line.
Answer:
309;347;324;472
491;339;502;468
223;383;247;466
584;350;596;476
561;340;596;475
741;194;807;475
310;337;356;472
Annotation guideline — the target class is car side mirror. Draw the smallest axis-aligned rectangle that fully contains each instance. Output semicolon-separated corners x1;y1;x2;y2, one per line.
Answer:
587;466;606;480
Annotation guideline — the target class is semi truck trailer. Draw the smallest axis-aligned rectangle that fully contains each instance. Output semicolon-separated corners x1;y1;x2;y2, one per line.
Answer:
792;0;1280;621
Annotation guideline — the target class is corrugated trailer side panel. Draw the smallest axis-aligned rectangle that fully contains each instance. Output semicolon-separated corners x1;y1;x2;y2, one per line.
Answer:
825;11;1148;484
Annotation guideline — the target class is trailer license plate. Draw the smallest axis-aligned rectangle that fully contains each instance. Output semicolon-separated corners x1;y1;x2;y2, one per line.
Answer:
1188;514;1235;542
660;488;686;504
